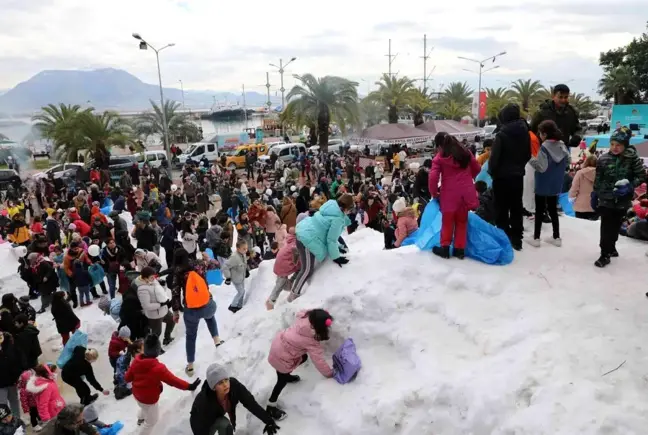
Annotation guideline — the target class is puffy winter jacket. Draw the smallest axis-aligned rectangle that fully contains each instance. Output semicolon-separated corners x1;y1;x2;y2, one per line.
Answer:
222;252;248;284
394;208;419;248
295;200;350;262
136;278;170;320
18;370;37;413
489;104;531;180
125;355;189;405
28;367;65;421
0;335;24;388
529;140;570;196
569;166;596;213
428;150;481;213
594;145;645;210
273;233;300;277
181;232;199;253
204;225;222;249
268;311;333;377
530;100;582;147
13;324;42;368
108;332;129;360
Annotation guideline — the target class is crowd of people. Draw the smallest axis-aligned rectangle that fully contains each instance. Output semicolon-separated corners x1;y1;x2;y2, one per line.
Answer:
0;83;647;434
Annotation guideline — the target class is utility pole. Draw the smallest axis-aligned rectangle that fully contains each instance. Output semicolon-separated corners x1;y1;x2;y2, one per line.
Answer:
385;39;399;77
421;34;434;92
242;84;248;129
265;72;272;112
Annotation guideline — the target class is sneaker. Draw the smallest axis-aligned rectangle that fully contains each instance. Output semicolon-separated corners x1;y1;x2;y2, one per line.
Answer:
610;249;619;258
287;293;298;303
452;248;465;260
83;393;98;406
228;305;241;314
162;337;174;346
265;300;275;311
525;238;541;248
594;255;611;268
33;424;43;432
185;365;195;376
266;405;287;421
510;239;523;251
545;237;562;247
432;246;450;259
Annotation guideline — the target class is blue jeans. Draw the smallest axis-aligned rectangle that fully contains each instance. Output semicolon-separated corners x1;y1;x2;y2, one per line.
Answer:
106;273;117;299
184;299;218;363
78;286;91;305
231;282;245;309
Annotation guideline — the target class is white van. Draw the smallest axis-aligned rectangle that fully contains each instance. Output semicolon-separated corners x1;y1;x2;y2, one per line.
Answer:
308;139;344;154
259;143;306;164
133;150;168;168
177;142;219;166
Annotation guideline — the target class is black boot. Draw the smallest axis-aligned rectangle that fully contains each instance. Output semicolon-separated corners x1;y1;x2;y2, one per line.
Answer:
452;248;465;260
432;246;450;259
609;248;619;258
594;254;611;268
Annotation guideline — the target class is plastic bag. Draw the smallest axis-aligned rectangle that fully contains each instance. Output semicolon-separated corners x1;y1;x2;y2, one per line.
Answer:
88;263;105;286
57;330;88;368
558;192;575;217
100;198;113;216
332;338;361;384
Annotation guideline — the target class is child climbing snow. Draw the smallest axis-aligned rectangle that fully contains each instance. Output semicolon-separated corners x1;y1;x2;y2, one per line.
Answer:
428;134;481;259
527;120;570;247
266;309;335;420
61;347;108;405
222;239;250;314
265;230;300;310
108;326;131;373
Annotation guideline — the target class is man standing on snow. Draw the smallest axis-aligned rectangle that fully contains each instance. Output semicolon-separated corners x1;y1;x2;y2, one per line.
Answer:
530;83;582;148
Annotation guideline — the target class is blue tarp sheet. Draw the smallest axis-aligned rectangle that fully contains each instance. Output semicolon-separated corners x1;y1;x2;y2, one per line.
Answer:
100;198;113;215
558;192;575;217
57;330;88;368
402;199;514;265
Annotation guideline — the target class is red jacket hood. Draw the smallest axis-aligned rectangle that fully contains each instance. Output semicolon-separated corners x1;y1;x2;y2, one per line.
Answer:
125;355;189;404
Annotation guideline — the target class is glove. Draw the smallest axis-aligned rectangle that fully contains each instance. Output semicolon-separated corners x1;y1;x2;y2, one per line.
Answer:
333;257;349;267
187;378;201;391
245;270;250;278
613;179;632;197
225;279;231;285
339;245;348;254
590;192;599;211
263;423;280;435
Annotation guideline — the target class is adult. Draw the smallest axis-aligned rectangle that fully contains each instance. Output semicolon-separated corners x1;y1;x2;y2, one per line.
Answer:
100;239;126;298
488;104;531;251
171;249;224;376
0;332;22;417
63;242;92;307
132;219;157;252
530;83;582;148
134;249;162;273
39;403;98;435
60;347;107;405
109;210;128;234
190;364;279;435
135;267;175;346
30;253;59;313
279;197;297;230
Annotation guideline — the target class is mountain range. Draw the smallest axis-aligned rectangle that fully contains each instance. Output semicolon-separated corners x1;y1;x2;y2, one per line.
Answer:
0;68;276;115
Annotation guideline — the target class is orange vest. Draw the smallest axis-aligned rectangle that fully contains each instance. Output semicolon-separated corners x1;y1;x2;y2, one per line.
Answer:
185;271;210;309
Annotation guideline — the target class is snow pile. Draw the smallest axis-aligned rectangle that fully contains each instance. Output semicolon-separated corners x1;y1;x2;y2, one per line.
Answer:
5;216;648;434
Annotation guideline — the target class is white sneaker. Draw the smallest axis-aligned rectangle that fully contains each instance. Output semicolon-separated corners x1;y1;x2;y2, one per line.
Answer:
545;237;562;247
33;425;43;432
526;238;541;248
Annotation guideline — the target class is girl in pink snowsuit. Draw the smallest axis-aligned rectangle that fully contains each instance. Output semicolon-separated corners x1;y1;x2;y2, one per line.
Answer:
428;133;481;259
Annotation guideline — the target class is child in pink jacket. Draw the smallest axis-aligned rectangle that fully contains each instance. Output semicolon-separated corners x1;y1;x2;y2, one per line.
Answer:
18;369;40;429
265;233;301;310
29;364;65;424
391;198;419;248
266;309;334;420
428;134;481;260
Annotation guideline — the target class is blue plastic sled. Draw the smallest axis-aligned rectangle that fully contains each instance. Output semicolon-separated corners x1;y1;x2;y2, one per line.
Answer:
558;192;575;217
57;330;88;368
402;199;514;265
204;248;224;285
88;263;105;286
475;161;492;188
99;421;124;435
100;198;114;216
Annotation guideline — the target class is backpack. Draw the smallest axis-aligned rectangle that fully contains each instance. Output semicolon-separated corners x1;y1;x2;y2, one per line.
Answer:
332;338;361;384
185;271;210;309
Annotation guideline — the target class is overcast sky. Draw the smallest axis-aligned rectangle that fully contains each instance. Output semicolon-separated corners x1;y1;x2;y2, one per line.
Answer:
1;0;645;98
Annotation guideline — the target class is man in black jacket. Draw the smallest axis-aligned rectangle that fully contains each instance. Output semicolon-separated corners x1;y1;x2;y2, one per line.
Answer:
12;314;41;369
530;83;582;147
488;103;531;250
133;220;157;252
190;364;279;435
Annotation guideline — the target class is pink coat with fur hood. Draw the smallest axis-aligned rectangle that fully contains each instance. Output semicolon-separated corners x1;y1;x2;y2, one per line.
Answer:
18;370;37;413
394;208;419;247
273;233;300;277
28;366;66;421
268;310;333;377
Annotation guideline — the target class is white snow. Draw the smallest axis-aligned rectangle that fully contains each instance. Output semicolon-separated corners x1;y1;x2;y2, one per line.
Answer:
4;216;648;434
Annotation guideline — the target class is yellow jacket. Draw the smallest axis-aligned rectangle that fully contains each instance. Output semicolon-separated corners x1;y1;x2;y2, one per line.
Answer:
7;204;24;218
9;225;30;244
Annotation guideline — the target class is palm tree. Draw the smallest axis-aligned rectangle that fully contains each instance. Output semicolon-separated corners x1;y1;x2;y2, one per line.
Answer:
285;74;359;151
368;74;416;123
485;87;510;101
570;93;597;116
437;100;471;121
32;103;93;161
509;79;544;112
408;89;434;126
441;82;473;107
358;98;387;128
598;66;638;104
134;100;201;143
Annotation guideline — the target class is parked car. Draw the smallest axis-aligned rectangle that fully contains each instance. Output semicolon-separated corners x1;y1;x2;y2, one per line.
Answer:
0;169;21;190
308;139;344;154
176;142;219;167
133;150;168;168
482;125;497;140
258;143;306;165
225;144;269;170
33;163;86;181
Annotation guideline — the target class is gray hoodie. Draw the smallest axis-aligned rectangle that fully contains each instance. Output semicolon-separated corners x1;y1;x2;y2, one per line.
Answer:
222;251;248;284
529;140;569;173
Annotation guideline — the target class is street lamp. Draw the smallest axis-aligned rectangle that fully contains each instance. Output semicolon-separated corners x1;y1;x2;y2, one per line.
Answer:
132;33;175;159
269;57;297;110
179;79;186;110
458;51;507;124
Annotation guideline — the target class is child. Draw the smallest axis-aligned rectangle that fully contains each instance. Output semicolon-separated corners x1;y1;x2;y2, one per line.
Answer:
236;212;252;251
592;126;645;267
98;295;122;323
28;364;65;427
248;246;262;270
275;223;288;249
108;326;132;373
475;180;496;225
253;222;266;255
60;347;108;405
50;291;80;345
18;368;40;430
149;217;162;257
114;339;143;400
392;197;419;248
31;216;44;235
428;134;481;259
17;296;36;324
266;309;334;420
265;232;300;310
73;259;93;307
13;314;41;369
125;334;200;435
222;239;250;314
0;404;25;435
527;120;570;247
263;241;280;260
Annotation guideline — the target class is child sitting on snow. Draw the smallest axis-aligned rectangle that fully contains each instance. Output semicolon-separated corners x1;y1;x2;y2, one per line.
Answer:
391;197;419;248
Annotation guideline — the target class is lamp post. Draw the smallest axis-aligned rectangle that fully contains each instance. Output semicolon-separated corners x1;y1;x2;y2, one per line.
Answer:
132;33;175;160
458;51;507;124
179;79;186;110
269;57;297;110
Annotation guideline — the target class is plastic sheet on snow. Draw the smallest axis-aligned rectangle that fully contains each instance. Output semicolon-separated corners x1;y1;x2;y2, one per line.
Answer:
402;199;514;265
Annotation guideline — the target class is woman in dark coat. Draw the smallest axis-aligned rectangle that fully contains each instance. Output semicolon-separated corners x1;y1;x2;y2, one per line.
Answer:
61;346;106;405
0;332;23;416
50;291;80;345
118;286;147;340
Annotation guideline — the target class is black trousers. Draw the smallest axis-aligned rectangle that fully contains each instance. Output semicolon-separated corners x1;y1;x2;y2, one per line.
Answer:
64;377;91;404
29;406;40;427
599;207;625;256
575;211;598;221
534;195;559;239
492;176;524;243
269;355;308;403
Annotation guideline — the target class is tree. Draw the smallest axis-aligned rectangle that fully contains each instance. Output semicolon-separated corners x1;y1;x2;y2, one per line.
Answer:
368;74;416;123
74;111;135;163
441;82;473;107
408;89;434;126
358;98;387;128
437;100;470;121
599;24;648;100
286;74;359;151
509;79;544;112
570;93;597;116
485;87;510;101
598;66;639;104
134;100;201;144
32;103;93;162
484;87;512;121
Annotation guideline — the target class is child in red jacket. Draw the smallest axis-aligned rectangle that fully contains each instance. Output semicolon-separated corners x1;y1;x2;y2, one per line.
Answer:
125;334;200;435
108;326;131;374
